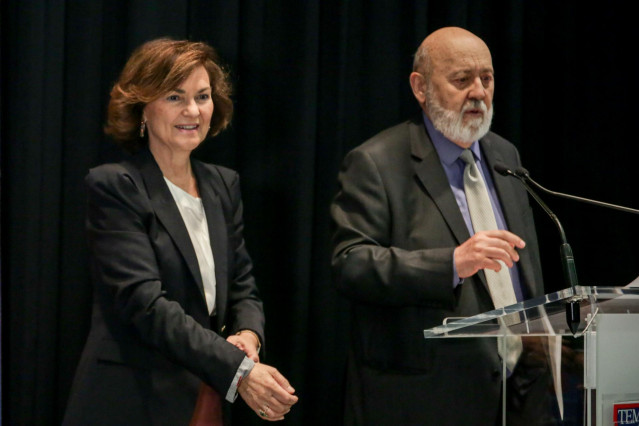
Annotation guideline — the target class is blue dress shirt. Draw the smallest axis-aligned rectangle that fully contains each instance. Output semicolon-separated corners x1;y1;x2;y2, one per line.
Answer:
423;113;526;302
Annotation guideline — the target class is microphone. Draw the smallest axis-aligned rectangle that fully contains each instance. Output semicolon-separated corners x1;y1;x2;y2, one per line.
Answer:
494;163;580;334
512;167;639;215
502;165;639;333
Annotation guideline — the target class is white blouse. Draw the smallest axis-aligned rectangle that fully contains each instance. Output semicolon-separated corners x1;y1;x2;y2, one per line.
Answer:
164;177;217;314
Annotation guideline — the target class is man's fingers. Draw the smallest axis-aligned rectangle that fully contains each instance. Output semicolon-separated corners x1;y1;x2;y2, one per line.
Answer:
475;232;523;263
485;244;518;266
455;230;527;278
482;230;526;248
484;258;511;272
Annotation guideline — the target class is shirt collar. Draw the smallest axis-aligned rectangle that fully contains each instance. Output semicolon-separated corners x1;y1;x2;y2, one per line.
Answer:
422;111;482;165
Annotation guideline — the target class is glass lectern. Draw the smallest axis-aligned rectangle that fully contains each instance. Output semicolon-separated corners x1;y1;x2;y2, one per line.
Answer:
424;284;639;426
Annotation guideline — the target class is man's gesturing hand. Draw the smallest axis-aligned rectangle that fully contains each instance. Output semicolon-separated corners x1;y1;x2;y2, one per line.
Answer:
454;230;525;279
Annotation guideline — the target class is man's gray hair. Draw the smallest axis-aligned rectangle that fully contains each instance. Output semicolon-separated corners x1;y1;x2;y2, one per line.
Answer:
412;43;432;78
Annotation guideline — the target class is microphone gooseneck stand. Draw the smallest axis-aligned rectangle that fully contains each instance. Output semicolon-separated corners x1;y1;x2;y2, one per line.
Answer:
506;167;639;334
493;164;581;334
512;167;639;216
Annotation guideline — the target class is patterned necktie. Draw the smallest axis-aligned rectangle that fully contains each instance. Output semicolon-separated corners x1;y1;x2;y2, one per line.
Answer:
460;149;517;309
460;149;521;371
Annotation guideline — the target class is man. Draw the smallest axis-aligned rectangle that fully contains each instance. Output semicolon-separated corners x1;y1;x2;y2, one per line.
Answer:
330;27;545;425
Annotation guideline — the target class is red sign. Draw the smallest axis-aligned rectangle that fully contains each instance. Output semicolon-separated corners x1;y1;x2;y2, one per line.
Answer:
614;402;639;426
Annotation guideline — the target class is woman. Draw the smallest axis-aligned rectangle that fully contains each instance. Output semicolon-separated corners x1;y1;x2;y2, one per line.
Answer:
63;38;297;425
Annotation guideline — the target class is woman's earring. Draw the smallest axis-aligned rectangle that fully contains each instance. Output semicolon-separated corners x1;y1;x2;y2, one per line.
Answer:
140;120;146;138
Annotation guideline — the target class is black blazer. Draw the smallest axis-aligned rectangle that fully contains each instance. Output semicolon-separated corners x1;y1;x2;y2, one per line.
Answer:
64;149;264;426
330;116;544;425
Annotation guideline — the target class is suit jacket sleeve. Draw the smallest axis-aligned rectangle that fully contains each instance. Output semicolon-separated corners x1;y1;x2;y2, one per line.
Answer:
330;147;457;309
86;164;248;394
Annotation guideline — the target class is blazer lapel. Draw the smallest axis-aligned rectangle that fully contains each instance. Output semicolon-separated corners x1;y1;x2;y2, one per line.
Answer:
410;119;471;246
134;150;207;305
411;119;492;290
192;160;229;329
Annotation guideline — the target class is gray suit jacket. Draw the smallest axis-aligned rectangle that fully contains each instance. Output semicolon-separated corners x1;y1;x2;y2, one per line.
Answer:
64;149;264;426
331;116;544;425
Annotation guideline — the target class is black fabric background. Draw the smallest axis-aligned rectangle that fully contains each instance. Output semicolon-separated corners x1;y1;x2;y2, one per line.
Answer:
2;2;638;424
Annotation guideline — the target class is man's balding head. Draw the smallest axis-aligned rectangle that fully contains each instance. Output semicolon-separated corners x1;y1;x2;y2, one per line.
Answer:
409;27;495;147
413;27;492;77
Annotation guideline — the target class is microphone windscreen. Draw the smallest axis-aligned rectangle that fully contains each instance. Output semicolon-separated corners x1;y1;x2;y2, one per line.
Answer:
493;163;513;176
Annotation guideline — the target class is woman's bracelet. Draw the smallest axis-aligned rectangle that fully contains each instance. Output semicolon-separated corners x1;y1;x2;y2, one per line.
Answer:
236;329;261;353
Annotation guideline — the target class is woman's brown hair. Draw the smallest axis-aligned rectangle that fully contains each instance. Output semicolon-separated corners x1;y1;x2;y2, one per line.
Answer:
105;38;233;153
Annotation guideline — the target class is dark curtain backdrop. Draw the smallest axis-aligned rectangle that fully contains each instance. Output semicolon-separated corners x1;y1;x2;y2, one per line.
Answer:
3;1;638;425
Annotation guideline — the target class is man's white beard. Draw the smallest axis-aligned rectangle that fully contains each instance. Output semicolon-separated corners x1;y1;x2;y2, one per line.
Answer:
426;85;493;144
